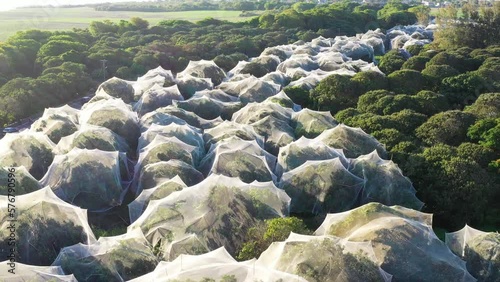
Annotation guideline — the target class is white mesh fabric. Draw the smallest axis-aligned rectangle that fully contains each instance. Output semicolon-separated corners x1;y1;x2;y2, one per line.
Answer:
56;124;130;154
0;166;40;195
276;137;347;177
0;263;77;282
348;151;424;210
232;101;292;125
446;225;488;257
199;137;277;175
133;74;166;100
30;109;79;143
257;233;391;282
315;203;474;281
0;131;55;179
52;229;158;282
128;174;290;259
40;148;128;211
129;247;307;282
138;123;204;151
138;66;175;85
279;158;363;215
263;91;300;110
136;160;204;191
133;84;184;116
147;105;223;130
261;71;291;87
277;54;319;73
446;226;500;281
315;124;387;158
292;108;338;138
0;187;96;265
251;115;296;156
129;176;188;223
79;98;140;148
175;74;214;99
96;77;136;103
203;120;264;149
177;60;227;86
191;89;239;102
173;96;243;120
217;75;281;104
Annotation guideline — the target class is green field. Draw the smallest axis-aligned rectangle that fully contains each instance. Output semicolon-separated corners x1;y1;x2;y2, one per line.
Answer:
0;7;260;41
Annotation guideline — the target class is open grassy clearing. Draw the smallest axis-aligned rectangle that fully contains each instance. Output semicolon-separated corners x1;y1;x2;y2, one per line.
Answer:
0;7;260;41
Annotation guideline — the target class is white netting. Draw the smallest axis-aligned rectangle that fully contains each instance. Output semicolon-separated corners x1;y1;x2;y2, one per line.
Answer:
316;203;475;281
200;146;276;184
263;91;300;110
257;232;391;282
446;225;500;281
129;176;188;223
173;96;243;120
348;151;424;210
136;135;203;173
138;66;176;86
217;76;281;104
40;148;128;211
143;105;222;130
292;108;338;138
129;247;307;282
177;60;227;86
261;71;291;87
199;137;277;175
0;187;96;265
138;123;204;152
136;160;204;190
191;89;239;102
0;263;76;281
203;120;264;149
56;124;130;154
133;84;184;116
176;74;214;99
279;158;363;215
315;124;387;159
30;105;80;143
133;75;166;100
252;115;296;156
52;229;158;282
277;54;320;73
79;98;140;148
261;45;293;61
128;174;290;259
232;102;292;125
331;37;375;61
276;137;347;177
0;131;55;179
96;77;136;103
0;166;40;195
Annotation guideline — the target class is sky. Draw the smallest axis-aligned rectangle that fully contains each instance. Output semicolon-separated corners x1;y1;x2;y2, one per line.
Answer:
0;0;151;11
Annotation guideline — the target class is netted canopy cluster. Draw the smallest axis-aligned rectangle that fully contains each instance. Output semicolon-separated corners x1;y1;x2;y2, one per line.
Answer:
0;263;77;282
257;233;391;282
130;247;307;282
0;187;96;265
52;229;158;282
446;225;500;281
40;148;129;211
56;124;130;154
128;174;290;259
0;166;40;195
316;203;475;282
80;98;140;149
387;25;433;51
0;131;55;179
133;84;184;116
177;60;227;86
30;105;79;143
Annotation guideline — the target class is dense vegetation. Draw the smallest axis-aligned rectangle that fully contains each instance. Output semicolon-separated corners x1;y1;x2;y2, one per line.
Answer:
0;0;418;126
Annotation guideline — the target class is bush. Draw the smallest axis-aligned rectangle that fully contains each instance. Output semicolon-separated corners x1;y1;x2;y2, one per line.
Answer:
378;50;406;75
416;110;476;146
402;56;429;71
388;69;430;95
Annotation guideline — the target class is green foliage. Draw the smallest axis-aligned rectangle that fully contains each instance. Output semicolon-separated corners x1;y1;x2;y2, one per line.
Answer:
237;217;310;260
310;74;362;113
467;118;500;151
378;50;406;74
388;69;430;95
416;110;476;146
402;56;430;71
440;72;488;106
464;92;500;119
283;86;312;108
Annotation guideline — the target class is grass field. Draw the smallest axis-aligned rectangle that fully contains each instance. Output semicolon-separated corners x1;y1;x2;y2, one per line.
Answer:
0;7;260;41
